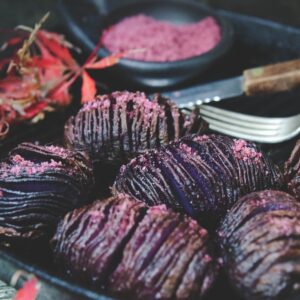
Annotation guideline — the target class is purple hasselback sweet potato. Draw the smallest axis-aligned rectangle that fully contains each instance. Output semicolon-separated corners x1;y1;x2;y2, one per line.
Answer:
284;139;300;199
52;194;218;299
110;205;217;300
64;91;207;165
0;143;94;241
114;134;283;226
52;194;147;285
218;190;300;300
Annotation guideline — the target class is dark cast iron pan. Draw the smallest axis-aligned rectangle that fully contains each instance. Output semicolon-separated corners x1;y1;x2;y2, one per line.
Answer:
58;0;234;90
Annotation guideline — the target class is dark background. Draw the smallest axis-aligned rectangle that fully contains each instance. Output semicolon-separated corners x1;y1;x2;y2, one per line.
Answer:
1;0;300;29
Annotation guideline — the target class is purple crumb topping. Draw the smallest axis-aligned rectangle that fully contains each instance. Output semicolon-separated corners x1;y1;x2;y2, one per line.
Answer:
44;145;69;157
193;135;210;142
232;139;262;162
81;91;166;126
179;143;196;156
4;154;62;176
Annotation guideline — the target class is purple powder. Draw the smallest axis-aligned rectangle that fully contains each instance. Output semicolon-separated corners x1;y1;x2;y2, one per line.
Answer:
101;14;221;62
232;139;262;163
7;155;62;176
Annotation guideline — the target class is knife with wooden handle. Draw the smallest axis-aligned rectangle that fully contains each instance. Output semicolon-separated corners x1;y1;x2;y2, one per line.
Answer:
162;59;300;108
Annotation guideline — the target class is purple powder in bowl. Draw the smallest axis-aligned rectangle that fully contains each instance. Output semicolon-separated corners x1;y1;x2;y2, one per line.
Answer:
101;14;221;62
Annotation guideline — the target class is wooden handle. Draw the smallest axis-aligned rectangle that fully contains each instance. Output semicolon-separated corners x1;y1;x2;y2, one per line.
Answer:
243;59;300;95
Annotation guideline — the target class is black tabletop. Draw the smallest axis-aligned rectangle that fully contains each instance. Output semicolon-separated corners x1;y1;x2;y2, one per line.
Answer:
1;0;300;29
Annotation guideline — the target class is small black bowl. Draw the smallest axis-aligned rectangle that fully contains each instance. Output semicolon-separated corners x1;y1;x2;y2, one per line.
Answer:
58;0;234;89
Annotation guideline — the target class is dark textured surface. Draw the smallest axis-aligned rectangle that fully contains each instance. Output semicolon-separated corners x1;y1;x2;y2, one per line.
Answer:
52;194;218;300
1;1;300;28
114;134;283;227
207;0;300;27
218;190;300;300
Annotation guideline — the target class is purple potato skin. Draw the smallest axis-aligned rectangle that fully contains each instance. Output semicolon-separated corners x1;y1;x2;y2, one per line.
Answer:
284;139;300;199
52;194;147;285
110;205;217;300
114;134;283;227
52;195;218;300
218;190;300;300
64;91;207;166
0;143;94;242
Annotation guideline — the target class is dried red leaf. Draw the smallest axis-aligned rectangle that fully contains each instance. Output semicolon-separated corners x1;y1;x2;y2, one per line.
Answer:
84;36;103;65
23;102;48;120
37;30;77;68
13;277;40;300
81;70;97;103
0;15;122;139
47;73;77;106
0;75;38;99
0;30;26;51
28;56;60;68
5;36;23;47
84;52;125;69
33;40;67;83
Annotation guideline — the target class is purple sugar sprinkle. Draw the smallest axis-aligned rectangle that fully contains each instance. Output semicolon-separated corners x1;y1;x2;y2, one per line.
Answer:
203;254;213;263
45;145;69;157
232;139;262;163
8;155;63;176
193;135;210;142
81;91;165;121
82;98;111;112
179;143;195;156
193;134;209;143
102;14;221;62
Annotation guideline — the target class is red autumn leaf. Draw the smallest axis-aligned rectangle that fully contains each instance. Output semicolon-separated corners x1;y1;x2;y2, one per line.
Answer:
84;52;125;69
34;39;57;63
37;30;77;68
28;56;63;69
0;14;123;140
81;70;97;103
0;32;26;70
34;40;67;75
32;56;67;88
47;73;77;106
23;102;48;120
0;75;37;99
0;30;26;49
13;277;40;300
5;36;23;47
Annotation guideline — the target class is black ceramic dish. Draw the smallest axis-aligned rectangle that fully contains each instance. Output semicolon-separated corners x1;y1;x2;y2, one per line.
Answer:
0;8;300;300
58;0;234;89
